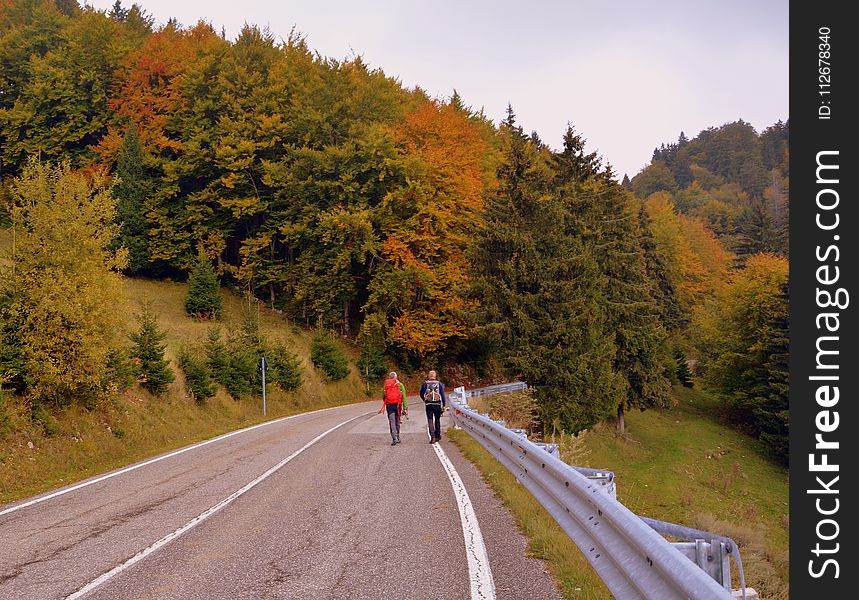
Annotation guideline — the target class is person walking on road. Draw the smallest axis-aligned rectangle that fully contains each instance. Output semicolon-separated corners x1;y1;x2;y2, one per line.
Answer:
379;371;408;445
420;370;446;444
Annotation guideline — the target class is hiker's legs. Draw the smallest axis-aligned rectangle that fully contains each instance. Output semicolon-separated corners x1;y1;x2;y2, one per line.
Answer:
425;405;435;440
426;405;442;440
395;406;402;438
431;405;442;439
387;405;399;441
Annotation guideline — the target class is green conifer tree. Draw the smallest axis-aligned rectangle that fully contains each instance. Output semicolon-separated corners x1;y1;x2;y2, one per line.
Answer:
473;113;616;432
114;123;150;273
185;255;222;319
595;182;672;434
753;282;789;462
130;303;175;395
674;348;694;387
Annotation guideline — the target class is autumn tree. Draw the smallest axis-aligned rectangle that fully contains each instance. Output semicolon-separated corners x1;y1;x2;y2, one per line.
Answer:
700;253;789;461
4;159;127;406
1;9;132;172
365;98;488;357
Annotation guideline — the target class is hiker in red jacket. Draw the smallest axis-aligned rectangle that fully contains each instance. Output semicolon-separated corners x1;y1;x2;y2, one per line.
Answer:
379;371;408;445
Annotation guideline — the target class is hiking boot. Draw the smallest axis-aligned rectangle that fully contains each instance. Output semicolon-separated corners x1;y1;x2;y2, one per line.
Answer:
395;437;401;444
391;439;397;446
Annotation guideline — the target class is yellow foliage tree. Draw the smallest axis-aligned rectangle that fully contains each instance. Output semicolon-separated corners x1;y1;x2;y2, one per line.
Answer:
5;160;127;406
644;191;731;312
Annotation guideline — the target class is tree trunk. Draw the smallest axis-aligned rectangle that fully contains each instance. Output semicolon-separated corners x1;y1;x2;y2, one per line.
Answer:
342;299;351;336
617;403;625;435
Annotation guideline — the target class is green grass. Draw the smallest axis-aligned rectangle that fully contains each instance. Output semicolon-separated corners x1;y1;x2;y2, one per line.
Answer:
0;275;368;504
451;386;789;599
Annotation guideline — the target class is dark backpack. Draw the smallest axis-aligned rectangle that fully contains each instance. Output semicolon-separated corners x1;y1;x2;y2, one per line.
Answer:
423;381;442;405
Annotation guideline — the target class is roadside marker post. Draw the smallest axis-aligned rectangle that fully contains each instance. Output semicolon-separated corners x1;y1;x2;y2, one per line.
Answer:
259;356;269;416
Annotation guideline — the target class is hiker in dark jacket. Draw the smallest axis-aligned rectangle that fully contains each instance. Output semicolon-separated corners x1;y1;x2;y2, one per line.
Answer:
419;370;446;444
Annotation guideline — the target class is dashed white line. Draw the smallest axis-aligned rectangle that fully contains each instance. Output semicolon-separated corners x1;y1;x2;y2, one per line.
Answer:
0;404;355;517
64;413;367;600
433;441;496;600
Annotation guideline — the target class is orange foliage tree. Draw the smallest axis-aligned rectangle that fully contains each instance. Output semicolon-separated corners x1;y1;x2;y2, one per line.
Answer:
366;99;489;356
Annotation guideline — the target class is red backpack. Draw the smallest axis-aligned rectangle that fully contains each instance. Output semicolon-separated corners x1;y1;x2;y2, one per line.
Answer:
384;379;403;404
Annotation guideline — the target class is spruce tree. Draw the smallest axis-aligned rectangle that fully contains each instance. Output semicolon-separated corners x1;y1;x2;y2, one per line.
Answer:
638;204;688;331
129;304;175;395
551;124;671;433
185;255;222;319
737;196;778;258
621;174;632;190
594;182;671;434
473;113;616;433
675;348;694;387
114;124;150;273
753;282;789;462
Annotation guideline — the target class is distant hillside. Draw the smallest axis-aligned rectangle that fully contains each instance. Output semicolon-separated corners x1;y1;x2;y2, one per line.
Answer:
629;120;789;257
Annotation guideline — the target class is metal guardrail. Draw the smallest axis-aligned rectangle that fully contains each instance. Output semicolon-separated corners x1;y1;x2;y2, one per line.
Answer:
450;384;744;600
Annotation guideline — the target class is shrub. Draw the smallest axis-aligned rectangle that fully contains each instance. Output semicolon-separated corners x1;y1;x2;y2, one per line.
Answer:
0;290;26;394
204;327;231;381
488;389;539;430
310;334;350;381
31;403;59;437
675;349;694;387
129;304;175;395
0;390;10;434
203;326;265;399
179;349;216;402
223;344;259;398
357;344;388;383
268;344;302;391
185;255;222;319
104;348;136;394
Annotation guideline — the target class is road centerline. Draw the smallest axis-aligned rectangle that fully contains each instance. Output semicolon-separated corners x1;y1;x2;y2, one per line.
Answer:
0;404;361;518
64;412;370;600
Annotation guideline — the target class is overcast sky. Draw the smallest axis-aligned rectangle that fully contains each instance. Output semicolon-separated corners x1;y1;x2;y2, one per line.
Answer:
86;0;788;179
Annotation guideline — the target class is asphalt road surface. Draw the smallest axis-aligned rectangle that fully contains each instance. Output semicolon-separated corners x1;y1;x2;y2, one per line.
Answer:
0;399;564;600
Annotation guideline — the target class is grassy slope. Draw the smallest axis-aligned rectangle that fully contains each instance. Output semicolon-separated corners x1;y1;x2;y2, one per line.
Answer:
0;273;368;503
451;386;789;599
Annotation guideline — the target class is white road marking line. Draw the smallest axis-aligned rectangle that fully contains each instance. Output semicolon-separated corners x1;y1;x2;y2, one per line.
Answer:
433;442;496;600
0;403;357;517
64;413;367;600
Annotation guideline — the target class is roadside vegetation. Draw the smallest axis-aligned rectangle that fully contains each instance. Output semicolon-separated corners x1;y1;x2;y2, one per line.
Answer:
454;387;788;599
0;275;366;503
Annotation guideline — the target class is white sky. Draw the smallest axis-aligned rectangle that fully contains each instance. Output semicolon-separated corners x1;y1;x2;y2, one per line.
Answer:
85;0;788;179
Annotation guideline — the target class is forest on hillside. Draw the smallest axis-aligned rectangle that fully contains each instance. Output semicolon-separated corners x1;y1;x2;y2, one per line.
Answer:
0;0;788;462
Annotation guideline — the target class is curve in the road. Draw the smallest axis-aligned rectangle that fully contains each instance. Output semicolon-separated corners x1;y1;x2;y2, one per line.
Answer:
0;405;350;519
64;413;367;600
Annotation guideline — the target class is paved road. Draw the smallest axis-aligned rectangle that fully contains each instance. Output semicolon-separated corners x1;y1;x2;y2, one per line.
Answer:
0;399;563;600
